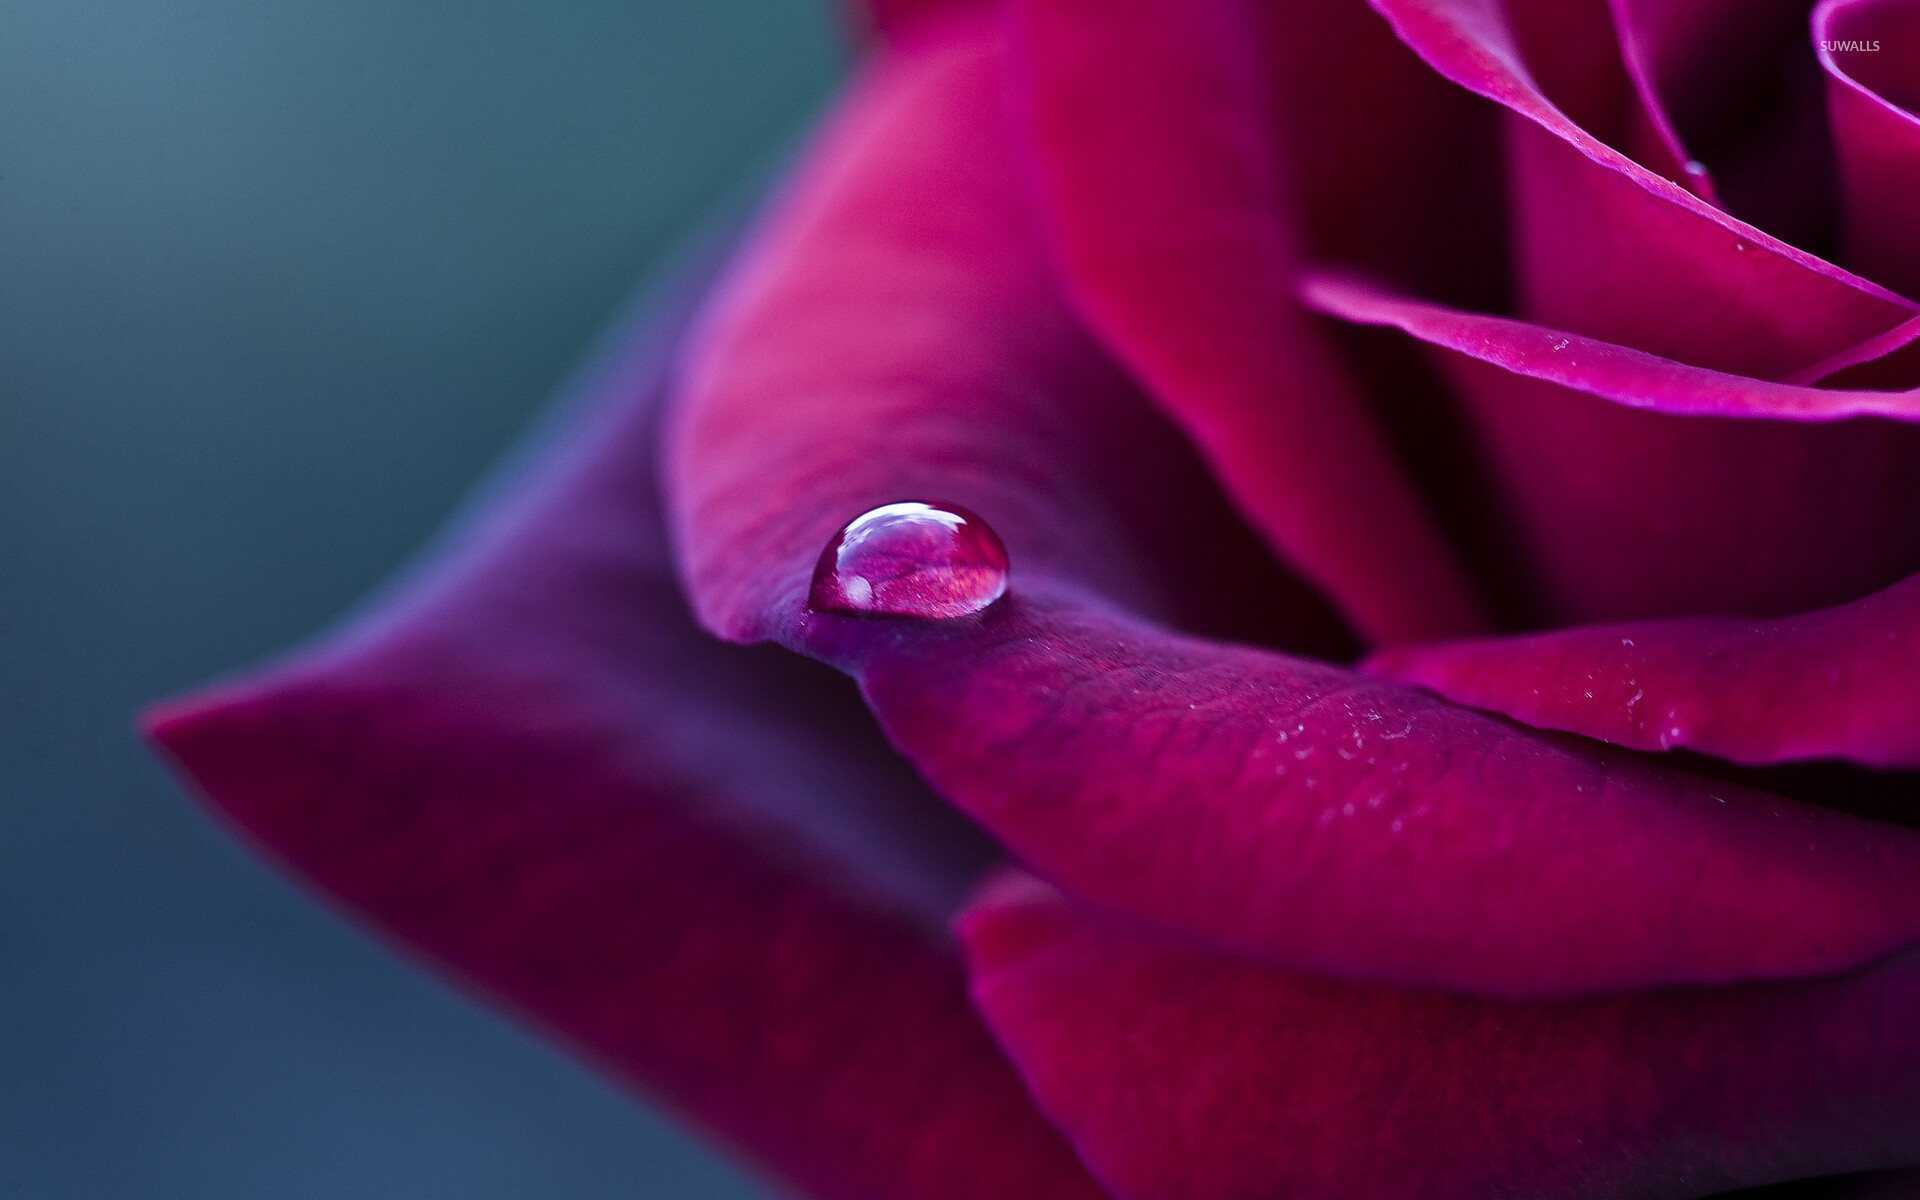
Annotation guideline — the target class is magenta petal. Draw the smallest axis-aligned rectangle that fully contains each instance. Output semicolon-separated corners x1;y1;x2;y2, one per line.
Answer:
794;590;1920;998
1356;0;1920;620
668;12;1349;658
960;873;1920;1200
1505;91;1905;380
1303;268;1920;420
145;241;1108;1200
662;23;1920;996
1490;0;1715;199
1610;0;1835;245
1004;0;1486;642
668;18;1152;646
1370;0;1916;377
853;0;983;42
1304;269;1920;622
1606;0;1722;201
1369;570;1920;770
1817;0;1920;298
1245;0;1507;309
661;5;1920;997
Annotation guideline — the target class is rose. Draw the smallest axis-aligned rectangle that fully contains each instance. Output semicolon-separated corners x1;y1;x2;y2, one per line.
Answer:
145;0;1920;1196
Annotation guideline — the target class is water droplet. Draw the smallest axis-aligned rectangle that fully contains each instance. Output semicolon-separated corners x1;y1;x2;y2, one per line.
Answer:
1684;160;1708;176
809;501;1008;619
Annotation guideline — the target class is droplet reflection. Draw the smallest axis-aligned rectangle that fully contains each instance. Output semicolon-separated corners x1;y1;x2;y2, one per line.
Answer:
808;501;1009;619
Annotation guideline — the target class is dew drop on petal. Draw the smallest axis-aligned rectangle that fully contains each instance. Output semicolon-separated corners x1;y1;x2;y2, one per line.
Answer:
808;501;1009;619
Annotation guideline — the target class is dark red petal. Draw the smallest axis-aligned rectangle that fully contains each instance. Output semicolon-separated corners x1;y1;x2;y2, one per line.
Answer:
961;872;1920;1200
848;0;983;44
1614;0;1838;248
666;6;1920;998
1504;87;1898;378
1353;0;1920;625
1369;569;1920;770
1004;0;1486;642
1484;0;1719;200
1369;0;1916;377
145;235;1108;1200
1817;0;1920;298
1303;268;1920;420
1247;0;1506;308
1303;269;1920;623
1606;0;1722;201
795;591;1920;998
668;10;1348;657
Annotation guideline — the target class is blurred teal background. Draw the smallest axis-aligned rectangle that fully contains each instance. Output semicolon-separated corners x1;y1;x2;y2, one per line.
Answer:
0;0;843;1194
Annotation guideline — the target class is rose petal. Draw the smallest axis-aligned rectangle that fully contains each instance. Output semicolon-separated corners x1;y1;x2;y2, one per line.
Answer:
668;9;1350;657
960;872;1920;1200
1817;0;1920;298
1616;0;1838;247
1792;314;1920;387
1249;0;1507;308
1303;268;1920;622
791;591;1920;998
1493;0;1717;199
1369;0;1917;378
1004;0;1487;642
855;0;983;43
1368;568;1920;771
666;5;1920;998
1356;0;1920;623
1300;267;1920;419
1606;0;1722;201
146;227;1108;1200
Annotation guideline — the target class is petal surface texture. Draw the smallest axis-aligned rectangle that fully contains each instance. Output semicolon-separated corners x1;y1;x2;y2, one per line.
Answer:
1368;0;1915;375
961;873;1920;1200
820;595;1920;997
1302;268;1920;422
1302;268;1920;623
1817;0;1920;298
1006;0;1487;642
146;231;1110;1200
666;7;1920;998
668;9;1348;657
1361;0;1920;624
1371;569;1920;770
